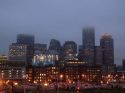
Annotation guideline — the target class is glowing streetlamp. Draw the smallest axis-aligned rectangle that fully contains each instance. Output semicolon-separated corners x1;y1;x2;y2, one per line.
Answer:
100;81;103;84
14;82;18;86
60;74;63;78
60;74;63;82
108;74;111;78
44;82;48;87
42;82;48;93
34;81;37;84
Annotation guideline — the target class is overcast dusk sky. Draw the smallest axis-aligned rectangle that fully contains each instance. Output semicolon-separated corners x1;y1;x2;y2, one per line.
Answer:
0;0;125;65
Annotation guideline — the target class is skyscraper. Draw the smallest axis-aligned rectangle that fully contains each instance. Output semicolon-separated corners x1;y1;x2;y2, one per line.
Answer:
100;33;114;65
82;27;95;64
63;41;77;60
95;46;103;65
48;39;62;64
17;34;34;45
100;33;115;73
16;34;35;81
122;59;125;71
78;45;84;61
49;39;62;53
34;43;47;54
9;43;27;62
9;34;35;67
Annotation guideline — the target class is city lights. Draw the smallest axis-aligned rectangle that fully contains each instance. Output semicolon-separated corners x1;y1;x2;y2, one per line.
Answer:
0;0;125;93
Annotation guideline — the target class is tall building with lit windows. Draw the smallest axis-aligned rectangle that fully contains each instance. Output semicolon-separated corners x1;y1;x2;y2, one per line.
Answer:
63;41;77;60
63;60;102;82
0;55;26;81
9;43;27;61
9;43;31;67
33;50;59;66
82;27;95;64
100;33;114;65
9;34;35;67
0;55;8;67
0;67;26;80
100;33;115;73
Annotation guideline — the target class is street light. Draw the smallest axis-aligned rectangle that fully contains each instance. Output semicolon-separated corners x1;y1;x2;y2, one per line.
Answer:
34;80;37;84
100;81;103;84
60;74;63;82
42;82;48;93
14;82;18;86
44;82;48;87
60;74;63;79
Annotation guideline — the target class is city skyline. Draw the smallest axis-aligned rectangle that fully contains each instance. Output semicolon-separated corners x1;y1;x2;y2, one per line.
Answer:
0;0;125;65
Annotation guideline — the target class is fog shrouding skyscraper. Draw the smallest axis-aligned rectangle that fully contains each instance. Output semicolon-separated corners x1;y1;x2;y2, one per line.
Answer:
17;34;34;45
100;33;114;65
9;34;35;67
82;27;95;64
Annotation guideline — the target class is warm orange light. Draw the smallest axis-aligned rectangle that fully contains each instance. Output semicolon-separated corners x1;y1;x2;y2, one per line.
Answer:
82;74;85;77
0;80;3;85
106;81;109;84
100;81;103;84
28;79;31;82
60;74;63;78
44;83;48;86
6;80;10;84
68;80;71;84
77;87;80;90
34;81;37;84
14;82;18;86
108;74;111;78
